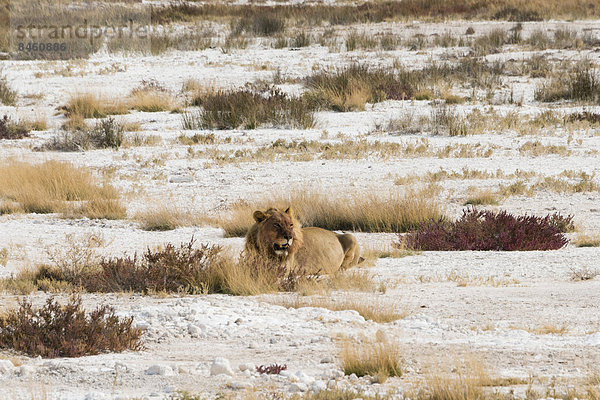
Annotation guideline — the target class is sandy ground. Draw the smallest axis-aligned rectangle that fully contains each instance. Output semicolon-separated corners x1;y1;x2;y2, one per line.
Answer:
1;15;600;400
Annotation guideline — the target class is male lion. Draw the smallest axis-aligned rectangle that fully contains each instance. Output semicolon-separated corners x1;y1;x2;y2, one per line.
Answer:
244;207;362;274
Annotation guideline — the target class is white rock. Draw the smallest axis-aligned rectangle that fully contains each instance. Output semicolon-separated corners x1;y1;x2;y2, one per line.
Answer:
238;363;254;372
210;357;234;376
169;175;194;183
295;371;315;385
229;381;253;390
312;380;327;393
84;393;111;400
585;332;600;345
188;324;202;338
289;382;308;392
145;365;175;376
18;365;35;377
320;356;333;363
0;360;15;374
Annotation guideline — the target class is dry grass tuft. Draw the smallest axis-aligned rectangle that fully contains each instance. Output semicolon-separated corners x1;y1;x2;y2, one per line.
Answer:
128;80;178;112
134;206;208;231
0;160;125;219
414;358;492;400
463;188;499;206
569;266;599;281
275;294;408;323
573;233;600;248
62;93;128;119
220;188;442;237
339;334;403;382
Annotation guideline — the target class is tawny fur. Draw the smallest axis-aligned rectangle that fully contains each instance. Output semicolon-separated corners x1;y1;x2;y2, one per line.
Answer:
244;207;362;274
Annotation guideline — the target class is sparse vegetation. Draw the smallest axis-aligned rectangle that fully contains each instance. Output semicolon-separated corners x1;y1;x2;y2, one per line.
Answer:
0;73;17;106
0;115;30;140
403;208;569;251
0;296;142;358
573;233;600;248
220;188;442;237
256;364;287;375
535;64;600;103
570;266;599;281
463;189;499;206
44;118;124;151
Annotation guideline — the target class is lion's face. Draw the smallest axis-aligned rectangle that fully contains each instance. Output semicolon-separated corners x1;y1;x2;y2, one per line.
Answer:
253;207;298;257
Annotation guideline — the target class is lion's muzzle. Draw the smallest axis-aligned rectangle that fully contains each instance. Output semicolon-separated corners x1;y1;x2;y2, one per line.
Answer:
273;238;293;255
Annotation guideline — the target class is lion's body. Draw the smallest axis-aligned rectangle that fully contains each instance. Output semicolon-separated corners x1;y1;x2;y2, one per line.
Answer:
244;208;362;274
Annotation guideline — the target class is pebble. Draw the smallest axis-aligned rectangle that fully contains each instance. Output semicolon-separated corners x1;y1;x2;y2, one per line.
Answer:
238;363;254;372
145;365;175;376
187;324;202;338
18;365;35;377
0;360;15;374
210;357;234;376
320;356;333;364
229;381;253;390
289;382;308;392
312;380;327;393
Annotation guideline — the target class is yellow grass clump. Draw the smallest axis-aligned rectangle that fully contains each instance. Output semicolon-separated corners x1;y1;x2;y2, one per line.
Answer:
0;160;125;219
339;333;403;382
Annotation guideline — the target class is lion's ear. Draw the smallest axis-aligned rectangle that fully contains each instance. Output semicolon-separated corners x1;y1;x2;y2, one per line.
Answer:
253;210;267;222
284;206;294;217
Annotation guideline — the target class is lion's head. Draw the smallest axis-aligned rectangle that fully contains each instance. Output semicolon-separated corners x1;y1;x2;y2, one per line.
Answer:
245;207;303;260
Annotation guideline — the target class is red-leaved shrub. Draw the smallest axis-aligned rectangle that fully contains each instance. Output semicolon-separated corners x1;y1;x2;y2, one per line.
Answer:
401;208;568;251
0;296;142;358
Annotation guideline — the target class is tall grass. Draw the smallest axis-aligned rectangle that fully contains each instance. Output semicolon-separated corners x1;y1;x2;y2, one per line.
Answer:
220;188;443;237
0;160;125;219
62;93;128;119
0;73;17;106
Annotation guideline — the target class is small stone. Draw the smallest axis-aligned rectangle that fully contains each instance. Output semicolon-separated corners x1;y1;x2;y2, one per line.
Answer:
18;365;35;377
0;359;15;374
210;357;234;376
188;324;202;338
168;175;194;183
248;342;258;349
145;365;175;376
312;381;327;393
234;318;243;324
289;382;308;393
229;381;252;390
320;356;333;364
349;373;358;382
238;363;254;372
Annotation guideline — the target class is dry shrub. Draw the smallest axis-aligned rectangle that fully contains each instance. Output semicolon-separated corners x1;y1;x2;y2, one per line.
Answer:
81;240;309;295
191;88;314;130
339;334;403;382
0;296;142;358
0;115;30;140
0;73;17;106
0;160;124;218
221;188;442;237
403;208;568;251
305;65;411;111
535;64;600;103
569;266;599;281
45;117;124;151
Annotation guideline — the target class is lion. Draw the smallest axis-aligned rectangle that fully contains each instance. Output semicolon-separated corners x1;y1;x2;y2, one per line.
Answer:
244;207;362;274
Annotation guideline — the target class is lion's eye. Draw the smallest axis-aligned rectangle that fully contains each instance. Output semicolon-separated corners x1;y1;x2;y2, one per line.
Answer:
289;224;293;228
275;223;282;229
